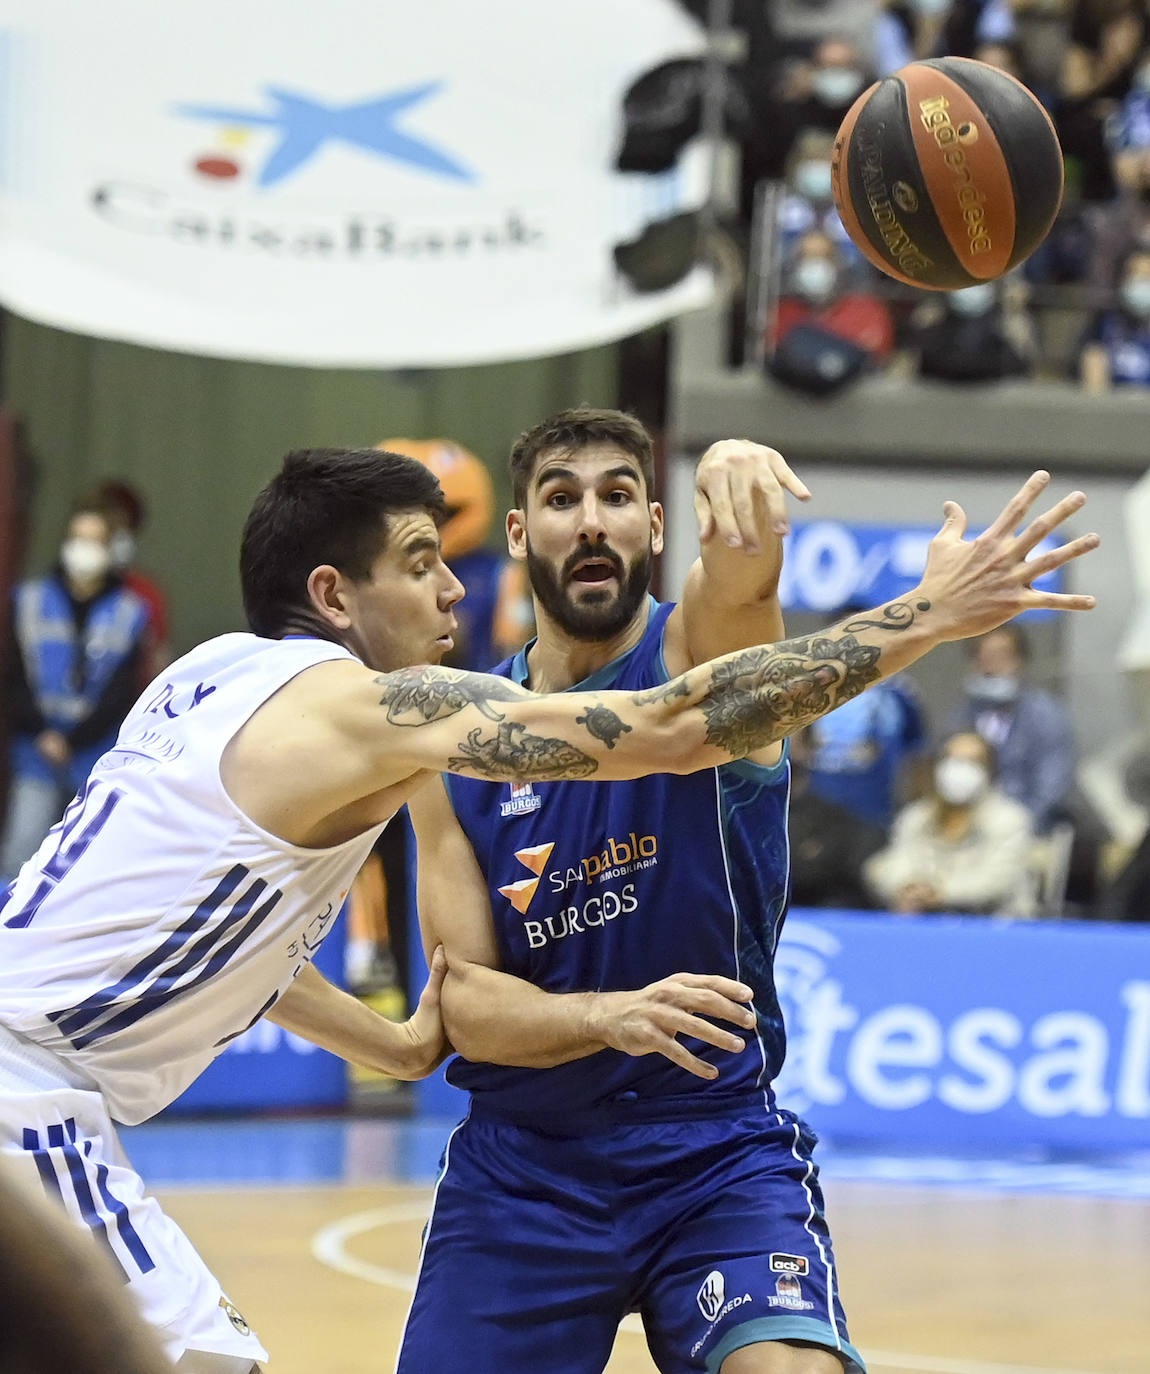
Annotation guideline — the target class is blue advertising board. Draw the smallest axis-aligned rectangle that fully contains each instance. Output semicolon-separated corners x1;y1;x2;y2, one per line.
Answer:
163;903;348;1115
775;911;1150;1153
416;911;1150;1156
776;521;1062;617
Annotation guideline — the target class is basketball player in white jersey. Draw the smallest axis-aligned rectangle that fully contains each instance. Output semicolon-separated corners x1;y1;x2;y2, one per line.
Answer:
0;447;1096;1371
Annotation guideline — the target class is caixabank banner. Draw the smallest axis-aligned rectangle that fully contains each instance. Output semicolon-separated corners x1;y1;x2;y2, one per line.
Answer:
0;0;711;366
775;912;1150;1153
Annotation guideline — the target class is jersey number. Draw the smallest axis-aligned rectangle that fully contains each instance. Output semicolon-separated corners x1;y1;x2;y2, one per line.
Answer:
3;780;124;929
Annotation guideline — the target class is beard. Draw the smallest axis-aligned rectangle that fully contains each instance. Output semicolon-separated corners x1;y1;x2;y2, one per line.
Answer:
525;537;653;642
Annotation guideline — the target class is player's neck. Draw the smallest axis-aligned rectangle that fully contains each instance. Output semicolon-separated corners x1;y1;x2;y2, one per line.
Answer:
524;602;651;693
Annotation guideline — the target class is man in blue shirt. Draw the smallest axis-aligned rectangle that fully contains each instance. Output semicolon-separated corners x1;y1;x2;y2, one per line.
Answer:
398;411;1095;1374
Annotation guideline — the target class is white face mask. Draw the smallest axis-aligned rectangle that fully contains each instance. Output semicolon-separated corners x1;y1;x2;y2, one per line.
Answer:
949;283;996;316
1121;279;1150;317
966;671;1019;704
812;68;864;106
935;756;990;806
795;160;834;202
108;530;136;570
60;537;111;582
794;257;837;302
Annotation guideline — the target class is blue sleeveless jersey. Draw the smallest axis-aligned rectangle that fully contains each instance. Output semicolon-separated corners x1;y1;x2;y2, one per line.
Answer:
444;601;792;1117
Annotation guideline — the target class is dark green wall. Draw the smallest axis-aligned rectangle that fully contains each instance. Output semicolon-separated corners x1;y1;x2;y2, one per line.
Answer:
1;313;617;651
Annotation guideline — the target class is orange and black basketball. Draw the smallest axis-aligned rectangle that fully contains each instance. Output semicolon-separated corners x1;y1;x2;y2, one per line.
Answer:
831;57;1064;290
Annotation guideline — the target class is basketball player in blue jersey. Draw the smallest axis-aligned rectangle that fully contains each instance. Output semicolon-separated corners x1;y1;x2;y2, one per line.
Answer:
0;446;1093;1373
398;410;1098;1374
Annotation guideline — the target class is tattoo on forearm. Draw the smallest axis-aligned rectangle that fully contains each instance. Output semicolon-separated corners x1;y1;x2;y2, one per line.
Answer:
700;600;928;758
447;720;598;780
374;667;525;725
575;704;632;750
633;676;691;707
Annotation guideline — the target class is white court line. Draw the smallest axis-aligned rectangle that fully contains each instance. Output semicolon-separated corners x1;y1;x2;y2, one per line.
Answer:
311;1203;1110;1374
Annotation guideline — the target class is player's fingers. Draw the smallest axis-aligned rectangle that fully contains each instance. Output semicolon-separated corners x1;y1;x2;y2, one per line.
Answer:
1023;532;1100;581
936;500;967;541
654;1036;720;1080
677;987;758;1030
1022;590;1098;612
663;1008;746;1055
671;972;755;1002
982;470;1051;540
771;454;812;504
1013;489;1087;555
418;945;448;1009
702;473;742;548
693;487;715;543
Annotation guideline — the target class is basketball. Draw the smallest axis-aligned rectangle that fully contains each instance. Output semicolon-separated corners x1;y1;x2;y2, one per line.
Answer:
831;57;1064;290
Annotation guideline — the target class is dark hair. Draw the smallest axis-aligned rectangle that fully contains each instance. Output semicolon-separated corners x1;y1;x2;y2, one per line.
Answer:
94;480;147;532
508;407;655;508
240;447;445;637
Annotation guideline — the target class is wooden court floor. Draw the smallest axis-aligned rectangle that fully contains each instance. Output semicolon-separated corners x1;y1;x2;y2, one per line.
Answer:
160;1179;1150;1374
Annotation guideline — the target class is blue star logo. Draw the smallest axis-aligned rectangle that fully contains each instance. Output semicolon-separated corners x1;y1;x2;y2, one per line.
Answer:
174;82;474;188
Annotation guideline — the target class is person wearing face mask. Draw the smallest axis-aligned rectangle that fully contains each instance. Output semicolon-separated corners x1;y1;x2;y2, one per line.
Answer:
93;480;171;682
0;504;149;879
947;624;1076;834
1080;246;1150;391
913;277;1035;383
864;730;1037;916
768;229;895;393
777;128;865;268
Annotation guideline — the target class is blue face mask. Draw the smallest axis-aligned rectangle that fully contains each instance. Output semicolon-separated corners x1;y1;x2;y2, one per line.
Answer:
812;68;864;106
966;672;1019;705
1121;279;1150;318
794;160;834;202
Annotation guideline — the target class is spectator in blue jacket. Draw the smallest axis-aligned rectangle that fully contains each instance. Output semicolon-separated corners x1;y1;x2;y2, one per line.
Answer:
1;503;149;878
947;624;1076;833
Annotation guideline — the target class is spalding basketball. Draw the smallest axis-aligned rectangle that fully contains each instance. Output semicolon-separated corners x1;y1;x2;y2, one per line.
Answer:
831;57;1063;290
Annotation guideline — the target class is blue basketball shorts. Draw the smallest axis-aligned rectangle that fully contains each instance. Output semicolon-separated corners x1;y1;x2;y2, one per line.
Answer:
395;1098;865;1374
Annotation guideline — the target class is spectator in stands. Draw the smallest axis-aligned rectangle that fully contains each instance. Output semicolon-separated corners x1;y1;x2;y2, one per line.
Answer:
777;128;865;270
948;624;1076;832
1;503;149;879
805;656;927;828
1079;246;1150;389
788;727;886;909
864;730;1037;915
767;230;895;394
94;479;170;681
1087;69;1150;290
1056;0;1149;200
911;277;1036;382
876;0;952;77
773;36;876;167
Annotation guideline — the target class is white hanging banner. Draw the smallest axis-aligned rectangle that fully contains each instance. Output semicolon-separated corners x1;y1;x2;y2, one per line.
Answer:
0;0;713;367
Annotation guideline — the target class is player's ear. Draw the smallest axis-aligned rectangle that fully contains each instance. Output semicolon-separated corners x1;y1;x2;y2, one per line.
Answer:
306;565;353;630
506;509;528;563
650;501;665;557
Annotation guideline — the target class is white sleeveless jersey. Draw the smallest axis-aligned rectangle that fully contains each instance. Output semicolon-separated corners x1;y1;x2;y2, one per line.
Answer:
0;633;389;1124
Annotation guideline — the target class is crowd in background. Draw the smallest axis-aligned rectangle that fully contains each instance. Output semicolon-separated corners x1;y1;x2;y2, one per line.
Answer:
719;0;1150;391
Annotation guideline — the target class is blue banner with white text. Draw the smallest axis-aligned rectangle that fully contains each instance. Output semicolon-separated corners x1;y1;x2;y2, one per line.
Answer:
774;911;1150;1153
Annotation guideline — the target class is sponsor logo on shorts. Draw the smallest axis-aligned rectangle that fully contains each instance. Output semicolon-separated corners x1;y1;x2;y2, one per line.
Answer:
220;1296;251;1335
697;1269;726;1321
691;1284;753;1357
767;1273;815;1311
769;1252;810;1276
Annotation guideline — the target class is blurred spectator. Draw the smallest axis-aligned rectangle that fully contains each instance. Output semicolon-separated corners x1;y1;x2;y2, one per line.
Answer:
911;278;1036;382
776;128;866;270
1;503;149;879
947;624;1076;832
876;0;951;76
1079;246;1150;389
788;728;886;909
767;230;895;394
773;37;876;167
93;479;170;681
864;730;1037;915
1088;73;1150;288
1056;0;1148;200
805;667;927;828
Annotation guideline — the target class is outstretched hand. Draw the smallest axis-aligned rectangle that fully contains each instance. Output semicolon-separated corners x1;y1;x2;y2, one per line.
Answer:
693;440;811;553
917;471;1098;642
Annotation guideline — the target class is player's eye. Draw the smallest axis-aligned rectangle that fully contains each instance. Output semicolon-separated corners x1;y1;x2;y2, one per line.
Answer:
547;491;575;509
605;489;632;505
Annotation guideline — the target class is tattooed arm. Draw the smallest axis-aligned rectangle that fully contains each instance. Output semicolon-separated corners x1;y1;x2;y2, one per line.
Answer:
226;471;1096;842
